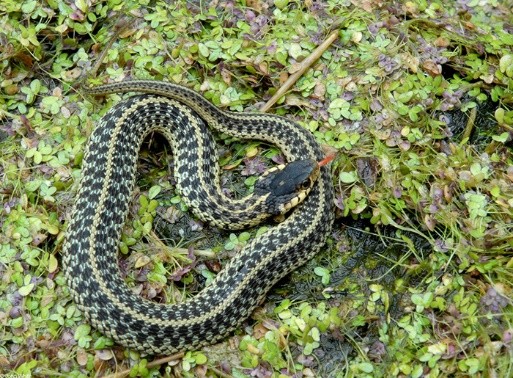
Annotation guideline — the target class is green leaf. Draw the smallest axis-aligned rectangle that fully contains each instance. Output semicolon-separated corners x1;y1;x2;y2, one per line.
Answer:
492;132;509;143
148;185;161;200
339;171;358;184
408;105;423;122
495;107;505;124
499;54;513;77
499;54;513;73
354;362;374;373
198;43;209;58
66;305;76;319
25;180;41;192
75;0;88;12
238;232;251;242
148;199;159;212
11;317;24;328
470;163;482;176
396;91;413;103
275;51;288;65
397;104;409;116
314;266;330;285
194;352;207;364
288;43;302;59
490;186;500;197
461;101;477;111
19;283;35;296
428;342;447;355
274;0;289;9
309;327;320;342
74;324;91;340
329;98;349;110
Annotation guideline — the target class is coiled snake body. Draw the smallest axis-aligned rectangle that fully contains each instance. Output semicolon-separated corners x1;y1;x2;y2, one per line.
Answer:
63;81;334;354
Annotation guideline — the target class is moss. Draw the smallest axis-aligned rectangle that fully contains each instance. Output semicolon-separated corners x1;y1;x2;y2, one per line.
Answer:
1;0;512;376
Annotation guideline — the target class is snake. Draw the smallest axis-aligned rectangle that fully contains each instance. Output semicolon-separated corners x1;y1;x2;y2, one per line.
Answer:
62;80;335;354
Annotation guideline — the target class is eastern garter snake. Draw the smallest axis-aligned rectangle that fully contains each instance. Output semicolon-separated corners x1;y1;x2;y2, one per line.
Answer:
62;80;335;354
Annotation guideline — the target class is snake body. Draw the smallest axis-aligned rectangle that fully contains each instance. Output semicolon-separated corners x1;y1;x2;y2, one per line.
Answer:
62;81;334;354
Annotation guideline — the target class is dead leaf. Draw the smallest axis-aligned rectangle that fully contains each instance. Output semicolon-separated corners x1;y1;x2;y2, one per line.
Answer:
434;36;450;47
422;60;442;76
279;71;289;85
95;349;114;361
76;348;88;366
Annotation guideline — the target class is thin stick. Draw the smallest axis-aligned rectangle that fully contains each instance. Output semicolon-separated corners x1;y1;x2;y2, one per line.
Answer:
461;106;477;143
259;29;339;112
102;352;185;378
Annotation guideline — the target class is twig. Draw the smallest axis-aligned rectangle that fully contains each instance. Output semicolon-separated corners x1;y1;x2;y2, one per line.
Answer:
259;29;339;112
461;106;477;143
208;365;235;378
102;352;185;378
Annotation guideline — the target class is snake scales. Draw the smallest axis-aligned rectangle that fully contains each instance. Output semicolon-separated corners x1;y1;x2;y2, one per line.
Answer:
62;80;334;354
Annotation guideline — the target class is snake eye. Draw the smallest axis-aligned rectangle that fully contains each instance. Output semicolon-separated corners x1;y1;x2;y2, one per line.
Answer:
299;177;312;191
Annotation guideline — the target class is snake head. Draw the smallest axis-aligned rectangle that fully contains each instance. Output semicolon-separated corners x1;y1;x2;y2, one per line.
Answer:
254;159;322;215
